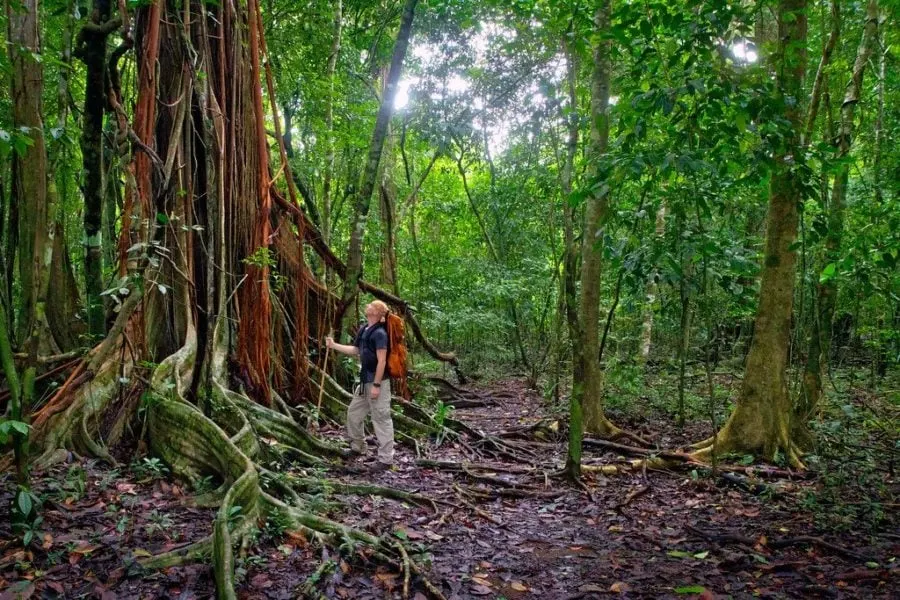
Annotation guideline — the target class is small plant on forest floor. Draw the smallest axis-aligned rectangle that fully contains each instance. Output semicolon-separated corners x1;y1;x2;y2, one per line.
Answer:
63;465;87;501
432;400;454;446
130;457;170;481
191;475;217;494
98;468;122;490
261;512;292;541
145;509;175;538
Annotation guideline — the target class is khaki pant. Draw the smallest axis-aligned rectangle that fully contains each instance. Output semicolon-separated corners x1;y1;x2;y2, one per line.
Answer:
347;379;394;464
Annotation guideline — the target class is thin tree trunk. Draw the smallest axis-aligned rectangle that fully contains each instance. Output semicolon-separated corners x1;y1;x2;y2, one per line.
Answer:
560;28;581;378
76;0;119;337
457;154;532;371
338;0;417;331
677;249;693;429
798;0;879;440
638;202;666;364
321;0;342;246
803;0;840;148
567;0;614;480
873;15;886;207
47;0;84;351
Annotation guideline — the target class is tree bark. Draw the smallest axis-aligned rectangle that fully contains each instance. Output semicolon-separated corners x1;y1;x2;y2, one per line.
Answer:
560;27;581;378
5;0;54;483
337;0;418;331
76;0;119;337
798;0;879;441
693;0;808;467
567;0;614;479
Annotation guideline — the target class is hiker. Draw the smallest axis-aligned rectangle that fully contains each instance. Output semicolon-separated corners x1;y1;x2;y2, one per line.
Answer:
325;300;394;471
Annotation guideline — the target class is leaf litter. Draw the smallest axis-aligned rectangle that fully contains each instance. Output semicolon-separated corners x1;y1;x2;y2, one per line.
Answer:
1;378;897;598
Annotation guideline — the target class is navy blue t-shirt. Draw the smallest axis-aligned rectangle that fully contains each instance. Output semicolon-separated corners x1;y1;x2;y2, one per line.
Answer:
354;323;388;383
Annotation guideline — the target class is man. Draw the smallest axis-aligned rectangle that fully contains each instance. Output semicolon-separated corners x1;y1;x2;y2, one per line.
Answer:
325;300;394;471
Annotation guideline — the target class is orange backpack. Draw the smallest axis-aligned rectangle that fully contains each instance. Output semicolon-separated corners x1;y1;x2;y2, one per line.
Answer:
385;312;411;400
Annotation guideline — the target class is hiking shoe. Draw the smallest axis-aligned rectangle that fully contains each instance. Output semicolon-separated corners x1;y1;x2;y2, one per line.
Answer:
346;449;365;461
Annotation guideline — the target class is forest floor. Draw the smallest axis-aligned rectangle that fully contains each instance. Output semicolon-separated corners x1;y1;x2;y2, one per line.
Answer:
1;377;897;599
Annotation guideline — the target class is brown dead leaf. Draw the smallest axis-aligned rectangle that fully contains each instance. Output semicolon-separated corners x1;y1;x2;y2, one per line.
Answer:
44;581;65;595
339;559;350;574
285;530;308;546
0;581;34;600
0;550;26;569
579;584;606;593
510;582;529;592
478;560;493;569
115;482;137;495
610;581;631;593
375;572;398;591
471;576;491;587
72;544;100;555
470;584;493;596
413;593;428;600
250;574;272;589
41;533;53;550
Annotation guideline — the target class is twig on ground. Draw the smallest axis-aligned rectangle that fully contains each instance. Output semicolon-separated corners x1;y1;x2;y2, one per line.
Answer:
615;485;650;512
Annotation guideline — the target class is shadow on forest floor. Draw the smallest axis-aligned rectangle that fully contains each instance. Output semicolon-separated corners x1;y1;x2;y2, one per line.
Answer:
1;377;897;599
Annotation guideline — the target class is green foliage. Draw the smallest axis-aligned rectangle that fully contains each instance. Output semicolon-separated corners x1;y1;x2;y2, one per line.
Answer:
130;457;170;481
0;419;30;445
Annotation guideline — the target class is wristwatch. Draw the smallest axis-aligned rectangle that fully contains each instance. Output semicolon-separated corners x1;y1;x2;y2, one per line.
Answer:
372;382;381;388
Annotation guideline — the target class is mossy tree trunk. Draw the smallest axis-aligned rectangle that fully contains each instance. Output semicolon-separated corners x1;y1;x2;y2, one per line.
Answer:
692;0;808;467
567;0;615;479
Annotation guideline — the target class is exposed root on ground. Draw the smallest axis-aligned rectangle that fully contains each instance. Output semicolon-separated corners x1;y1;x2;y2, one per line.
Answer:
581;437;810;479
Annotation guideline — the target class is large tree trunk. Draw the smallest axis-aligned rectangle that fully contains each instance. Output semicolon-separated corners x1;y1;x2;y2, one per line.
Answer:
567;0;615;479
692;0;808;467
798;0;879;441
337;0;417;331
5;0;55;483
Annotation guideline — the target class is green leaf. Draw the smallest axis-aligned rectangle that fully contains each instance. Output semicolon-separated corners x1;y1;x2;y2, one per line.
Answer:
394;529;408;540
818;263;836;283
693;550;709;559
156;212;170;225
11;421;29;435
667;550;691;558
17;490;33;517
674;585;707;594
